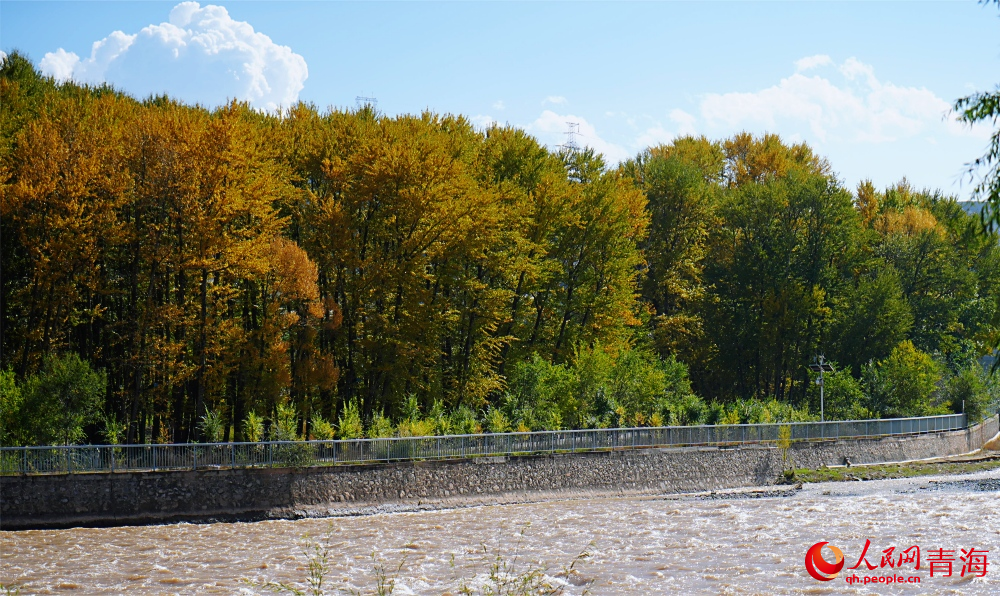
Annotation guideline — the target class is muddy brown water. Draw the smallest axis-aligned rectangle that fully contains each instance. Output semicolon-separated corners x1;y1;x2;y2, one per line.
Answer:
3;469;999;594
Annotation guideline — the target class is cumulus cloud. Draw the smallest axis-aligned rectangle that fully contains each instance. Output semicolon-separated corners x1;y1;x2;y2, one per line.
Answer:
471;114;497;129
634;125;675;149
699;56;983;144
543;95;567;105
39;2;307;111
795;54;833;72
529;110;629;163
627;108;697;152
669;109;698;136
492;100;505;111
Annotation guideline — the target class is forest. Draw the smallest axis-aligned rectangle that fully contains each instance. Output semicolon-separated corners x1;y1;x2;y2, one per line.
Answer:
2;51;999;446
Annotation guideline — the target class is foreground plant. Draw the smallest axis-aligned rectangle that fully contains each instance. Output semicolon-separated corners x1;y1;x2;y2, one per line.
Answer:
248;525;592;595
456;524;594;596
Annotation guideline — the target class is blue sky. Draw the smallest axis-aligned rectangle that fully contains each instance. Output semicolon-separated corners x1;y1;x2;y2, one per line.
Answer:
2;1;999;197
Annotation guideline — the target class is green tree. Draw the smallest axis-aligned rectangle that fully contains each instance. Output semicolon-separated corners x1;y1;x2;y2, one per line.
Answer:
863;341;944;418
0;369;25;446
622;138;720;358
805;367;870;420
944;363;992;421
829;268;913;375
20;353;106;445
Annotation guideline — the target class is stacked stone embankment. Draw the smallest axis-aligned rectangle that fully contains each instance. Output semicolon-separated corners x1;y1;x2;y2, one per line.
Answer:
2;415;997;530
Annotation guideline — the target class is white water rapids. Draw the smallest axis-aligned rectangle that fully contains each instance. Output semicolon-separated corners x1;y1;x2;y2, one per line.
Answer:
3;468;999;594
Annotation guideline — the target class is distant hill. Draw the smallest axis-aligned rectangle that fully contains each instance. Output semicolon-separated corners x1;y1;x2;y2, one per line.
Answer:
960;201;986;217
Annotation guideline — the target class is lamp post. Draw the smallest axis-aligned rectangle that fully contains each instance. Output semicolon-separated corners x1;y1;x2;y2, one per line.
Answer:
809;356;835;422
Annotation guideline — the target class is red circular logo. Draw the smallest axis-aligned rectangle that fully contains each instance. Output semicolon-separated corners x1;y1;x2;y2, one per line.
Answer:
805;542;845;581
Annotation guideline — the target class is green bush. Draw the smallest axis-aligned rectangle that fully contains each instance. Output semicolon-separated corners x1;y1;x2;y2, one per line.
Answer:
270;403;301;441
16;353;106;445
505;344;703;431
337;400;364;439
198;410;226;443
864;341;946;418
366;410;395;438
448;404;480;435
396;394;436;437
722;398;815;425
483;405;511;434
805;366;871;420
0;369;24;446
309;414;336;440
100;413;126;445
944;364;991;421
242;411;265;442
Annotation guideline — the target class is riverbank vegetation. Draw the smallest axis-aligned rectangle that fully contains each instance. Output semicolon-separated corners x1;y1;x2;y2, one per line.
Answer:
2;52;999;446
792;453;1000;483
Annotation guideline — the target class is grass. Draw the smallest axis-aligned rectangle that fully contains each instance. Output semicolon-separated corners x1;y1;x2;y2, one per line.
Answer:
791;454;1000;483
247;524;594;596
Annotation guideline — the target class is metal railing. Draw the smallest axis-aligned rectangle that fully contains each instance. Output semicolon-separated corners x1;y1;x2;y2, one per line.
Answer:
0;413;976;476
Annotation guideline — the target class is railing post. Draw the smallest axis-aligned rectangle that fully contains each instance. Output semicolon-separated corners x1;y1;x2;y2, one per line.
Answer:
23;448;28;475
231;443;236;469
110;446;114;474
67;447;72;474
193;445;197;471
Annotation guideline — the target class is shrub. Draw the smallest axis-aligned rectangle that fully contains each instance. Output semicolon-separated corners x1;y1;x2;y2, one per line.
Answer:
100;414;126;445
0;369;24;446
367;410;395;439
944;364;990;421
806;366;866;421
484;405;511;434
19;353;106;445
270;403;301;441
397;418;435;437
449;405;480;435
396;394;435;437
428;399;451;435
242;411;265;442
198;410;226;443
310;414;336;440
337;400;364;439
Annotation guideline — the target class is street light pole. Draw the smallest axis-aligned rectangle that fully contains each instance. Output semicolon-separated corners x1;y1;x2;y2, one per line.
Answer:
809;356;835;423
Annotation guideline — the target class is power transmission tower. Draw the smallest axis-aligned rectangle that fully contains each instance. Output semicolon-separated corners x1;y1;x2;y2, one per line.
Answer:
355;95;378;110
560;122;581;153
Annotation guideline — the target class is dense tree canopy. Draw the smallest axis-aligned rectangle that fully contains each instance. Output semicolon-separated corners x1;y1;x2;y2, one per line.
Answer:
2;52;998;445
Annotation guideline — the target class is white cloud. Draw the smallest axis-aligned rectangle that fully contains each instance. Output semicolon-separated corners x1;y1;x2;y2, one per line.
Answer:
795;54;833;72
699;56;986;145
669;109;697;136
471;114;496;129
543;95;567;105
634;126;675;149
39;48;81;81
38;2;308;111
528;110;629;163
492;100;505;111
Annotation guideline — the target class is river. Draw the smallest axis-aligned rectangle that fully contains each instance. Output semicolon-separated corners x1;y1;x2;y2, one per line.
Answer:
3;468;998;594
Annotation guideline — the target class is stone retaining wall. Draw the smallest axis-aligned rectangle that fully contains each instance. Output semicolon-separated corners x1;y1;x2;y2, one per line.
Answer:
3;415;997;531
